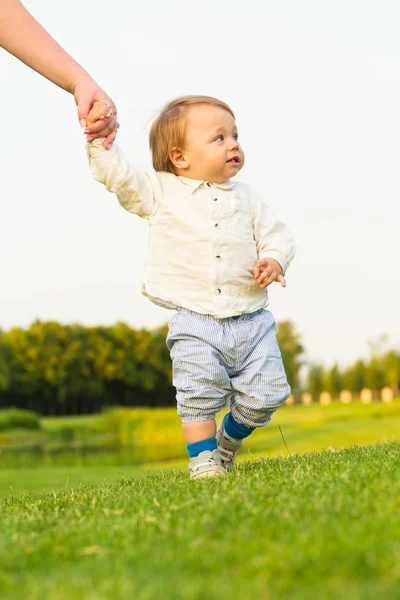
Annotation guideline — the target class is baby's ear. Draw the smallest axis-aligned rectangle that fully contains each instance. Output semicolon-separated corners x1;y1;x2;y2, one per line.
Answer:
169;147;189;170
87;99;112;127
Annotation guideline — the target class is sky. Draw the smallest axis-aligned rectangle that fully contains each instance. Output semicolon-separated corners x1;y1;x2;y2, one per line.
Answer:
1;0;399;368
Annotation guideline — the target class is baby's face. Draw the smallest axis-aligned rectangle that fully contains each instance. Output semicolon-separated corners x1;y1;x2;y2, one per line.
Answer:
181;104;245;182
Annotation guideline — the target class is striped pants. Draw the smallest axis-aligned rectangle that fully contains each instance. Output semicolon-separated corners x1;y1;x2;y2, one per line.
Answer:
166;308;290;428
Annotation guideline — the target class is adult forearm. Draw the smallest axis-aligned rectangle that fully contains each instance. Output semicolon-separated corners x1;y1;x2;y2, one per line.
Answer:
0;0;91;94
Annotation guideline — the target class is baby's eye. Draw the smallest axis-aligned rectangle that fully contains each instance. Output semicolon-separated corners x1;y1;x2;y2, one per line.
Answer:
216;135;224;142
233;133;238;141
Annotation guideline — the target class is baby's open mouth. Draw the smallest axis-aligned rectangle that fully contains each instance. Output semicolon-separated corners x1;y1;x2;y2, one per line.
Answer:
227;157;240;163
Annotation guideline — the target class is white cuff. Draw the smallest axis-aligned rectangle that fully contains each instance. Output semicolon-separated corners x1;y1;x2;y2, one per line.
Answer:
258;251;288;275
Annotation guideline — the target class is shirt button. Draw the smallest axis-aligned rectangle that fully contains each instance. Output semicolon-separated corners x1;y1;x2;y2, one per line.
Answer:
216;255;221;259
207;182;211;187
217;288;222;294
213;198;218;201
215;223;219;228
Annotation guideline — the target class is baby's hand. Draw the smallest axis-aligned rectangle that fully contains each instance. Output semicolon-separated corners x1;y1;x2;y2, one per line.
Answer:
253;258;286;289
86;99;112;127
85;99;119;149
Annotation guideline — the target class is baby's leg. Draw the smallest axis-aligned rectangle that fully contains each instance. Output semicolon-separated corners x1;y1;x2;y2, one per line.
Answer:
167;311;231;478
182;419;217;444
167;318;231;439
230;309;290;430
217;310;289;470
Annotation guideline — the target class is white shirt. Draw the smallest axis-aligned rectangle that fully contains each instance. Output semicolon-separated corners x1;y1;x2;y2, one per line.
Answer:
87;140;296;318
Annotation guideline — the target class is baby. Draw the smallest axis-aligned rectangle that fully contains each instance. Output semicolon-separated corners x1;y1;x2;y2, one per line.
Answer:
85;95;296;479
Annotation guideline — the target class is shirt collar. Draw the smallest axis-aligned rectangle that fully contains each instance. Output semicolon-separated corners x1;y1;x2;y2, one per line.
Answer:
178;176;235;195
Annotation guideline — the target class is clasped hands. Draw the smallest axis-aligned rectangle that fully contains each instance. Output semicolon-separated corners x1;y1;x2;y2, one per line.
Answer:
76;92;119;149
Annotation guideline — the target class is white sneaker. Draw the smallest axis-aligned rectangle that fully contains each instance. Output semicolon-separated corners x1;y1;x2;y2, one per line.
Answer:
188;450;226;479
216;419;242;471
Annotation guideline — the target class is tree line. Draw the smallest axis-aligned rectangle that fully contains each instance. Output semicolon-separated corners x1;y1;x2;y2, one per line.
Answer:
306;334;399;398
0;321;397;415
307;351;400;398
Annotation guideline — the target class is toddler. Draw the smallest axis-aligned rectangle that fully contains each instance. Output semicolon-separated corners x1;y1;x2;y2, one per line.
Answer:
85;95;296;479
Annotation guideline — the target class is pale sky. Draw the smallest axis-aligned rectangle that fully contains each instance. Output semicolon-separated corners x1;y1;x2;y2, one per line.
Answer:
1;0;399;367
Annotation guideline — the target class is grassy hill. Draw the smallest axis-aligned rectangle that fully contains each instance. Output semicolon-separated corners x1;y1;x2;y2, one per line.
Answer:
1;442;399;600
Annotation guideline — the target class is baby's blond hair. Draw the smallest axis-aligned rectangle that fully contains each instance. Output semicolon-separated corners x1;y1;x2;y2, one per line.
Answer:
149;95;235;173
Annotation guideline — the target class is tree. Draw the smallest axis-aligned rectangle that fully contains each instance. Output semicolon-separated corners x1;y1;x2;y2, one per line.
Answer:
276;321;304;394
307;365;324;397
382;351;400;394
0;330;11;394
365;334;390;392
323;364;342;396
342;360;367;393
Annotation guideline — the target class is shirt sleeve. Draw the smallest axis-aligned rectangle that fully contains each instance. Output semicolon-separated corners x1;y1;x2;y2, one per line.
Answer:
86;139;158;219
251;189;296;275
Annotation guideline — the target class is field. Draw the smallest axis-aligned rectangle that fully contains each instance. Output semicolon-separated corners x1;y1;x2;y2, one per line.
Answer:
0;464;160;499
0;400;399;498
1;442;399;600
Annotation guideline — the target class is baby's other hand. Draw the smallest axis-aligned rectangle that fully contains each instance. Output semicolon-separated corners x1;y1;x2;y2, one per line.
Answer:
253;258;286;289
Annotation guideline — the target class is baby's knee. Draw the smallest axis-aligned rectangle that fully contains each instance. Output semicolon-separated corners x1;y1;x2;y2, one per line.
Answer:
177;404;217;424
177;391;226;424
233;382;291;428
263;384;291;413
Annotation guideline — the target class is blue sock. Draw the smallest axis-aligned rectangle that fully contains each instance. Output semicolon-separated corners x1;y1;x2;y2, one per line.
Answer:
224;412;255;440
187;437;218;458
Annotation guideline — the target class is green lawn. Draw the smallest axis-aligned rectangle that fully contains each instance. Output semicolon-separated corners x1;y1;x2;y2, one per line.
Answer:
0;442;399;600
0;464;160;498
1;401;400;499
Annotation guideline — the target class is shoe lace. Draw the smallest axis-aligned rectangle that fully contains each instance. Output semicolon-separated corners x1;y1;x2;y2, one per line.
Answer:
218;445;235;463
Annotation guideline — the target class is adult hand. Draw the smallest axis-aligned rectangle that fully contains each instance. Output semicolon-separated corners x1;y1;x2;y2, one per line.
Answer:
73;76;118;150
0;1;118;149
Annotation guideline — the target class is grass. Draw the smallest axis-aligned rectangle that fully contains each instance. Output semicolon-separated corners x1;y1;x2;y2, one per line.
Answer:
0;401;399;499
1;400;400;469
0;442;399;600
0;464;161;498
